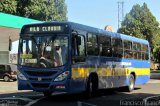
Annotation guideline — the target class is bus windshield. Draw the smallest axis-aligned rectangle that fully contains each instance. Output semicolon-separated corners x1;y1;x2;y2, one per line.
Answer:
18;34;68;68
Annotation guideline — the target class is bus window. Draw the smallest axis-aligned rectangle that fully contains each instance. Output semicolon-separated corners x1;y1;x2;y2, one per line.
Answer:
21;39;33;54
112;38;123;58
87;33;99;56
133;42;143;60
124;41;132;59
133;42;138;59
19;35;68;68
99;36;112;57
141;44;148;60
137;43;142;60
99;36;111;46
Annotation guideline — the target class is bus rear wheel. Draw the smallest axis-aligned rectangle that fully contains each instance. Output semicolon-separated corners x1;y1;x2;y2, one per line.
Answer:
125;74;135;92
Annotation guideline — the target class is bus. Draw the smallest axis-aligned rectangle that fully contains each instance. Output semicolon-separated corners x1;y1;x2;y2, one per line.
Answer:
17;21;150;97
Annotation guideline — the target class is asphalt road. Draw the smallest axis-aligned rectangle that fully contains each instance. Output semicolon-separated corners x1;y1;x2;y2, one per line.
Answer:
0;78;160;106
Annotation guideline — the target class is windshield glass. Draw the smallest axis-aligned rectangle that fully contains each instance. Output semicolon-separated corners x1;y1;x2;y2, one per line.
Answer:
18;35;68;68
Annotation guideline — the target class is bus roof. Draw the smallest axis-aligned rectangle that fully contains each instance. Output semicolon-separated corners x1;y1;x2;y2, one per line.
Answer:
22;21;149;45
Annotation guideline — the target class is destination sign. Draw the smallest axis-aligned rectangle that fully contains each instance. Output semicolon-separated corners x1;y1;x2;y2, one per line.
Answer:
23;25;66;34
29;26;63;32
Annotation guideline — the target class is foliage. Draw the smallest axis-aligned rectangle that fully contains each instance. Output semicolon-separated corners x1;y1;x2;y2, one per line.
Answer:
53;0;68;21
0;0;17;14
0;0;67;21
118;3;159;48
153;45;160;63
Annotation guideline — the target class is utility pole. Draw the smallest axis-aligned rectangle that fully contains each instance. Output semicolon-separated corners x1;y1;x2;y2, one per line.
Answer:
118;1;124;29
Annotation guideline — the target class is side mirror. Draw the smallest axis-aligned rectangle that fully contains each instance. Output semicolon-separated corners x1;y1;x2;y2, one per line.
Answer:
9;38;12;51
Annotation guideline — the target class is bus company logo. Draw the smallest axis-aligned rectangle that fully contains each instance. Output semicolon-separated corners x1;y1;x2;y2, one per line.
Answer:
38;77;42;81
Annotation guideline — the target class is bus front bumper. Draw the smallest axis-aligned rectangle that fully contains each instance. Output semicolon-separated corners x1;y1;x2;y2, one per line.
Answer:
18;79;70;92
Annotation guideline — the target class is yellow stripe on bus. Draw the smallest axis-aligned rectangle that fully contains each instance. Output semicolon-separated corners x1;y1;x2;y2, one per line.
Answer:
71;68;150;79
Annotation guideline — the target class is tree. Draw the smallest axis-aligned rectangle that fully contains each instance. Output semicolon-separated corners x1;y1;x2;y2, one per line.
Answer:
0;0;67;21
153;45;160;63
53;0;68;21
0;0;17;14
118;3;159;48
141;3;159;47
118;4;143;38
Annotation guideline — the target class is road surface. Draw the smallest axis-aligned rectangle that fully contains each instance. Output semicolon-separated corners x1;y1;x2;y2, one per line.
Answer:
0;79;160;106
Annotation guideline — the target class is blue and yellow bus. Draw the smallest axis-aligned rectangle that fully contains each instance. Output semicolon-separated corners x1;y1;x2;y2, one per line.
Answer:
17;21;150;96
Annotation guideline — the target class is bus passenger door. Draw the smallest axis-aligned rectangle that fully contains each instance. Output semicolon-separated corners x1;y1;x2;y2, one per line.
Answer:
70;33;86;92
112;38;123;87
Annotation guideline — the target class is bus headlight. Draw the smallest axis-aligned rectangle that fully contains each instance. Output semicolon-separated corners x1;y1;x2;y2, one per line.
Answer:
17;70;27;80
54;71;69;81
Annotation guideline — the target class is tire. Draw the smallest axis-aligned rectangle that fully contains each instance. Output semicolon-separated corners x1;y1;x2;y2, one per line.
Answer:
43;92;52;97
85;77;98;98
125;74;135;92
3;75;10;82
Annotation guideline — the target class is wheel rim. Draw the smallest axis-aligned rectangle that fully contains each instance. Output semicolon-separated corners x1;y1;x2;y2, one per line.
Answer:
4;76;9;81
89;81;93;93
129;77;134;90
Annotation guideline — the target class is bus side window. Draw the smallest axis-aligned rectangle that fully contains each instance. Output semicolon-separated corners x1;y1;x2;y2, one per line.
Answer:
72;34;85;63
124;41;132;59
133;42;138;59
87;33;99;56
141;44;148;60
99;35;112;57
112;38;123;58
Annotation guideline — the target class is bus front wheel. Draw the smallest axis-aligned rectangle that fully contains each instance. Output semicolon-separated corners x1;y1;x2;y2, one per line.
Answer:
85;76;98;97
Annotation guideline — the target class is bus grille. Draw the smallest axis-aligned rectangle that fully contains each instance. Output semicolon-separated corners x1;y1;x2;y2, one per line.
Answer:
29;78;52;82
25;71;56;77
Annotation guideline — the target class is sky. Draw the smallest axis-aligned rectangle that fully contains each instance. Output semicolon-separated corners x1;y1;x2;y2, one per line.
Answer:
66;0;160;31
11;0;160;53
